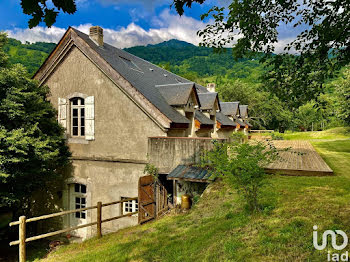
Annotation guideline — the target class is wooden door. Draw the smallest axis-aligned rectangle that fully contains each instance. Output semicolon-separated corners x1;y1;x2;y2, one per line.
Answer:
138;175;156;224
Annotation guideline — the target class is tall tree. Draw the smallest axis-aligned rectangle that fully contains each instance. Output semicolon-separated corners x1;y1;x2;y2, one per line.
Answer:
174;0;350;68
0;33;70;218
335;67;350;125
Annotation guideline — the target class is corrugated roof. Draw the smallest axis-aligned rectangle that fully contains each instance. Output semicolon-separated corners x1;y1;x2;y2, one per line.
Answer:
72;28;191;124
167;165;213;182
195;110;214;125
156;83;195;106
220;102;239;116
239;105;248;119
216;112;236;127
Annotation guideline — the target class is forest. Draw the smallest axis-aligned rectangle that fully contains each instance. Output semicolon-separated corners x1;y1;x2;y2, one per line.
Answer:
4;37;349;132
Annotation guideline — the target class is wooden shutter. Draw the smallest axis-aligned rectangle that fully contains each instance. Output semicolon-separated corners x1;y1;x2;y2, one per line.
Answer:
85;96;95;140
58;98;67;130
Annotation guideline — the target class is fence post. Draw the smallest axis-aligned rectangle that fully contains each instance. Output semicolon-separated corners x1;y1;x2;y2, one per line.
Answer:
19;216;26;262
97;202;102;238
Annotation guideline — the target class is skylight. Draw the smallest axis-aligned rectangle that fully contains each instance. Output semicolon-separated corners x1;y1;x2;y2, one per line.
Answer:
119;56;142;73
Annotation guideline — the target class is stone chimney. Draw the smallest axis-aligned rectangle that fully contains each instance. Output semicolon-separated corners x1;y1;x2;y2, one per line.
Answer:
207;83;216;93
89;26;103;46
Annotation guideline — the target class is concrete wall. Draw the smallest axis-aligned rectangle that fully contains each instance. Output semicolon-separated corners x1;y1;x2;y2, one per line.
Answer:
217;128;235;139
148;137;225;174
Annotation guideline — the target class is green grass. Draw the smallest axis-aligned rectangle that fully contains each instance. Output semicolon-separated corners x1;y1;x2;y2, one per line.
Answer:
37;129;350;262
281;127;350;140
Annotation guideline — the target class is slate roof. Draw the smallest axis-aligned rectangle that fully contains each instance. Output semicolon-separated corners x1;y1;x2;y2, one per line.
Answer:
244;120;253;128
236;119;245;127
216;112;236;127
195;110;214;125
156;83;197;106
197;92;220;110
220;102;240;116
167;165;213;182
239;105;248;119
72;28;192;124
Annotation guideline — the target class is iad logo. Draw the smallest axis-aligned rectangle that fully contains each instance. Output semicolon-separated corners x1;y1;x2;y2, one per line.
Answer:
313;225;349;261
313;225;348;250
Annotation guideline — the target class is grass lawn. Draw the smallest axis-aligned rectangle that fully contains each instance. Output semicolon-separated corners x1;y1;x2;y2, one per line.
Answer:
38;129;350;262
282;127;350;140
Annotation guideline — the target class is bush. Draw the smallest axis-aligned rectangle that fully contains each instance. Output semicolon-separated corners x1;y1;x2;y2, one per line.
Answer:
201;134;280;212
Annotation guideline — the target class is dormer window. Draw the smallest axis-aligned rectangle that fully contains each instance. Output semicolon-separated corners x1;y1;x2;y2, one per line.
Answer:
71;97;85;137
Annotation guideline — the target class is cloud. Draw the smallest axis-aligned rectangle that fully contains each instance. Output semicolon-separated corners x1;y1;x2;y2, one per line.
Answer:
6;9;298;53
6;26;67;44
6;9;207;48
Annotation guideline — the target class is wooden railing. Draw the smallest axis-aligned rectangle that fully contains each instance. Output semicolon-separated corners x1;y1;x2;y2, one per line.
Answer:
250;130;274;133
9;197;138;262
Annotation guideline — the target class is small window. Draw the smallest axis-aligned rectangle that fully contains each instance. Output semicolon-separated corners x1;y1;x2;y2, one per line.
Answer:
73;183;87;219
121;197;138;215
70;97;85;137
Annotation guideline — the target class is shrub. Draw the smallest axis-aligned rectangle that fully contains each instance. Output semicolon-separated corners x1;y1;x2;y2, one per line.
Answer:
201;135;280;212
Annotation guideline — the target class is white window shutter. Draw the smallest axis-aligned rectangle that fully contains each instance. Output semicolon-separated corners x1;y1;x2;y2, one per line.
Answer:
85;96;95;140
58;98;67;130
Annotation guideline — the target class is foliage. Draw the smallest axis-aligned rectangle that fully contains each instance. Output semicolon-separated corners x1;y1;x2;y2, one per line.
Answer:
20;0;76;28
271;133;284;140
173;0;349;69
3;38;55;76
0;33;70;216
334;67;350;125
293;101;323;131
143;163;159;181
262;54;332;112
200;135;279;212
217;80;292;131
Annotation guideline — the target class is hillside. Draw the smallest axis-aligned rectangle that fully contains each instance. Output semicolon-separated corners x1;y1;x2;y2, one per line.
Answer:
4;38;264;82
3;38;55;76
125;40;264;83
34;129;350;261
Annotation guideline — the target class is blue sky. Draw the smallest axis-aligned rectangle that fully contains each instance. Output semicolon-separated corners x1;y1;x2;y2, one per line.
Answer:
1;0;300;51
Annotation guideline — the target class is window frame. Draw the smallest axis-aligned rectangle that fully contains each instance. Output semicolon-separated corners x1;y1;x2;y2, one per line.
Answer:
73;183;87;219
70;97;85;138
121;197;138;215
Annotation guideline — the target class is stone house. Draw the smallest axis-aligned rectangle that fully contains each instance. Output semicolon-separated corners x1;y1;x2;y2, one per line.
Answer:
34;26;251;239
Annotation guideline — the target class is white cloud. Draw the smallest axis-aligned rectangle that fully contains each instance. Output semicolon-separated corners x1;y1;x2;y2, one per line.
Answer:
6;9;298;53
6;26;66;44
6;9;207;48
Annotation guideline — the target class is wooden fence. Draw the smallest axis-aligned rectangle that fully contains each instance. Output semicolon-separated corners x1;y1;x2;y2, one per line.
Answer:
9;197;137;262
250;130;274;133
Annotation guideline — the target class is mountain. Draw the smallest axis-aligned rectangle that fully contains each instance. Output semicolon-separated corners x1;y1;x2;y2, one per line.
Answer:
4;38;56;76
151;39;194;48
4;38;264;83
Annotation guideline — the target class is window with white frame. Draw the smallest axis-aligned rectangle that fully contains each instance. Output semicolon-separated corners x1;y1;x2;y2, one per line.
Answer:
121;197;138;214
74;183;87;219
70;97;85;137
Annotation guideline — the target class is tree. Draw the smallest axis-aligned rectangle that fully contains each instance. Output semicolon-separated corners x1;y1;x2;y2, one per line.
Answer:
0;33;70;218
262;54;329;112
294;101;322;131
217;80;292;131
20;0;76;28
173;0;350;69
335;67;350;125
200;135;279;212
